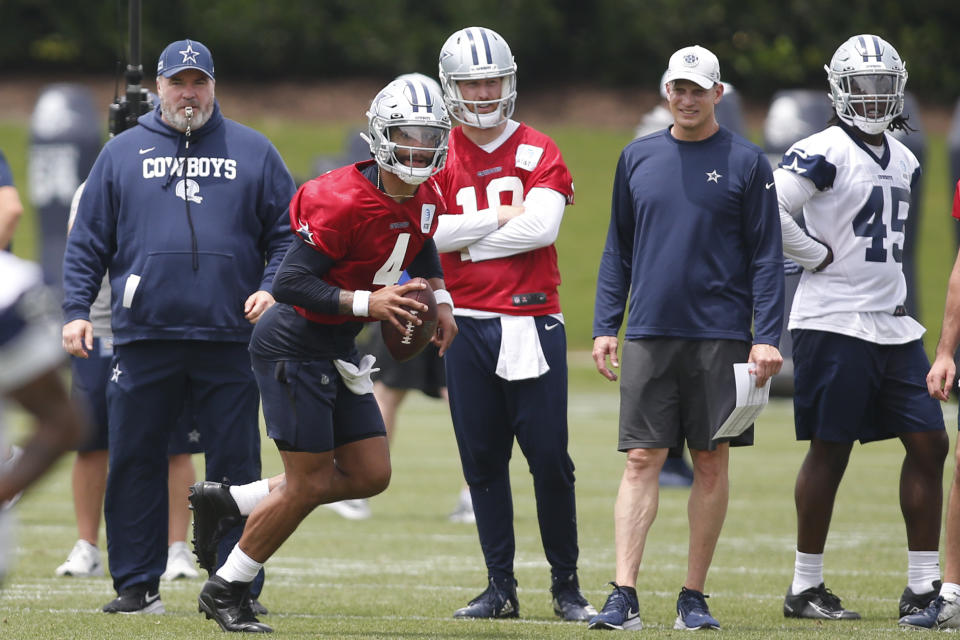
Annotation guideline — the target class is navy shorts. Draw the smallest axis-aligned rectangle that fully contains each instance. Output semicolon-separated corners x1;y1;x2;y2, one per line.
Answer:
252;356;385;453
792;330;945;443
71;337;203;455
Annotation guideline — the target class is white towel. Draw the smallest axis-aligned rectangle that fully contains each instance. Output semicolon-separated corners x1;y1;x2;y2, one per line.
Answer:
495;316;550;381
333;354;380;395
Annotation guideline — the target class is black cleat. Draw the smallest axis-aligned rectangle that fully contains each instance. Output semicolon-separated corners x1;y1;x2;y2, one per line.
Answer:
783;583;860;620
102;585;165;614
189;481;243;574
900;580;941;617
248;596;269;616
198;575;273;633
551;574;598;622
454;577;519;619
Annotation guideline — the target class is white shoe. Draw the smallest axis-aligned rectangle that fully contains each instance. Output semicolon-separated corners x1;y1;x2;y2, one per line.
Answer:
161;541;199;580
323;499;371;520
55;539;104;577
448;488;476;524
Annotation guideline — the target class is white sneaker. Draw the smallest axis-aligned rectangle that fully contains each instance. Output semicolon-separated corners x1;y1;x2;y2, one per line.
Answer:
55;539;104;577
161;541;199;580
323;499;371;520
448;488;476;524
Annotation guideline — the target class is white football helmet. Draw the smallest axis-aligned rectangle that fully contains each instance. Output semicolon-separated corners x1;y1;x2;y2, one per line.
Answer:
362;78;451;185
825;34;907;135
438;26;517;128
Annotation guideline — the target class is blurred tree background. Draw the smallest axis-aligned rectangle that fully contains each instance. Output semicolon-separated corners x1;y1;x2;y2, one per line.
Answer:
2;0;959;102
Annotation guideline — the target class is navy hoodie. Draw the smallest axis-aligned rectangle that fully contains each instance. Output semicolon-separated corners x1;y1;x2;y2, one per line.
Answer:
62;102;295;344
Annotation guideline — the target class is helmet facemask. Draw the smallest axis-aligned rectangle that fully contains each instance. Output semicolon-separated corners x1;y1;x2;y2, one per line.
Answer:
826;34;907;135
439;27;517;129
362;80;451;185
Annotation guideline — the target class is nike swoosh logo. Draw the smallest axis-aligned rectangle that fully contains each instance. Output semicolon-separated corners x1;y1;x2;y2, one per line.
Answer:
627;608;639;618
545;323;560;331
765;181;775;189
144;592;160;603
138;147;156;155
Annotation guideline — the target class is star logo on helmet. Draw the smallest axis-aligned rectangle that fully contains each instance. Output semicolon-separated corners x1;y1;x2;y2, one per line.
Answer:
179;44;200;64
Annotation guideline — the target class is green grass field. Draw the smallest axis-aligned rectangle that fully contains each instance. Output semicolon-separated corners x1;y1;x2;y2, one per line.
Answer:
1;370;956;639
1;108;958;637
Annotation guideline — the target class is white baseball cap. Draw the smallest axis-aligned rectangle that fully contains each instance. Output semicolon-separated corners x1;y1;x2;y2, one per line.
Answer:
663;45;721;89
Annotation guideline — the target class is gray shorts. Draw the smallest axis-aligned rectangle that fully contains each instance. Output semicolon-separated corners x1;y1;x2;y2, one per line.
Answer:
618;338;751;452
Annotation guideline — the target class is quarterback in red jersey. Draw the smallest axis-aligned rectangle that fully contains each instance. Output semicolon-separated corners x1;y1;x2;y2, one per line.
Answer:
432;26;594;622
192;78;457;633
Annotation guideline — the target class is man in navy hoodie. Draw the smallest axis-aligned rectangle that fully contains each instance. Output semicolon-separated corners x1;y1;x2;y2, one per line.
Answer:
62;39;295;614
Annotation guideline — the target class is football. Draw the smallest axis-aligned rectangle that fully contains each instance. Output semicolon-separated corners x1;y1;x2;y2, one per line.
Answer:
380;277;438;362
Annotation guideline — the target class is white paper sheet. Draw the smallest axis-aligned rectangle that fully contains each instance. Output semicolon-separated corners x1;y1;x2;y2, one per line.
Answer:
714;362;772;439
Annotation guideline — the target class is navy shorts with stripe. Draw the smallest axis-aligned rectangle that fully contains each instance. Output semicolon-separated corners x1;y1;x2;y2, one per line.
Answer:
252;355;385;453
792;330;945;443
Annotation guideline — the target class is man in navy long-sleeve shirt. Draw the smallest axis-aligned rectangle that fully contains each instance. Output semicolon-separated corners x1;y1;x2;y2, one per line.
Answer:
589;45;784;632
61;39;294;616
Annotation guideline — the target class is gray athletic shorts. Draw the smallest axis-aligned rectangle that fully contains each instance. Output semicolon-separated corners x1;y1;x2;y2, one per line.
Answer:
618;338;752;452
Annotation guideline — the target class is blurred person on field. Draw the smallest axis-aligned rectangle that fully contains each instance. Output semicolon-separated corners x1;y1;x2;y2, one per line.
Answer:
1;253;87;585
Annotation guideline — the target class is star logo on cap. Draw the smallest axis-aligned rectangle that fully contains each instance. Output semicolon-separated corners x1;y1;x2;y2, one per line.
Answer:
706;170;722;183
179;44;200;64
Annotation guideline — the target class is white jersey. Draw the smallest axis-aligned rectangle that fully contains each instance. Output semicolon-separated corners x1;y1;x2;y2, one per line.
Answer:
775;125;923;344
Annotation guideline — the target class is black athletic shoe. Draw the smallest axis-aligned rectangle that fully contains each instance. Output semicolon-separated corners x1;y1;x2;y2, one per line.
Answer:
198;575;273;633
248;596;269;616
102;585;165;614
783;583;860;620
900;580;942;617
453;577;519;619
551;574;598;622
189;481;243;574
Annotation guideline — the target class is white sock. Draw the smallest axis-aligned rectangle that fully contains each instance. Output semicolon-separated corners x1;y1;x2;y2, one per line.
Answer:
229;479;270;516
792;550;824;594
216;545;262;584
907;550;941;595
941;582;960;600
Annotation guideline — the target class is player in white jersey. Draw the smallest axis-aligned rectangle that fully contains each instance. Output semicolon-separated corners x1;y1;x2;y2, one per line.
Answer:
774;34;948;622
0;253;86;584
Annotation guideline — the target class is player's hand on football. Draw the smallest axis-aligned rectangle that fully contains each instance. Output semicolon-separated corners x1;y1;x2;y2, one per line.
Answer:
496;204;524;227
368;281;428;334
748;343;783;387
593;335;620;381
926;354;956;402
62;319;94;358
432;304;458;357
244;290;275;324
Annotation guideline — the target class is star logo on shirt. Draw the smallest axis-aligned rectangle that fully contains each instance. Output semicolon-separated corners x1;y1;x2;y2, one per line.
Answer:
188;429;201;443
782;156;807;174
296;219;316;246
110;365;122;383
706;170;722;183
179;44;200;64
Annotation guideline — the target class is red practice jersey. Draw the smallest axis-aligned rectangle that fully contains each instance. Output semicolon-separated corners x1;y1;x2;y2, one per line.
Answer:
290;160;445;324
953;179;960;220
434;124;574;315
